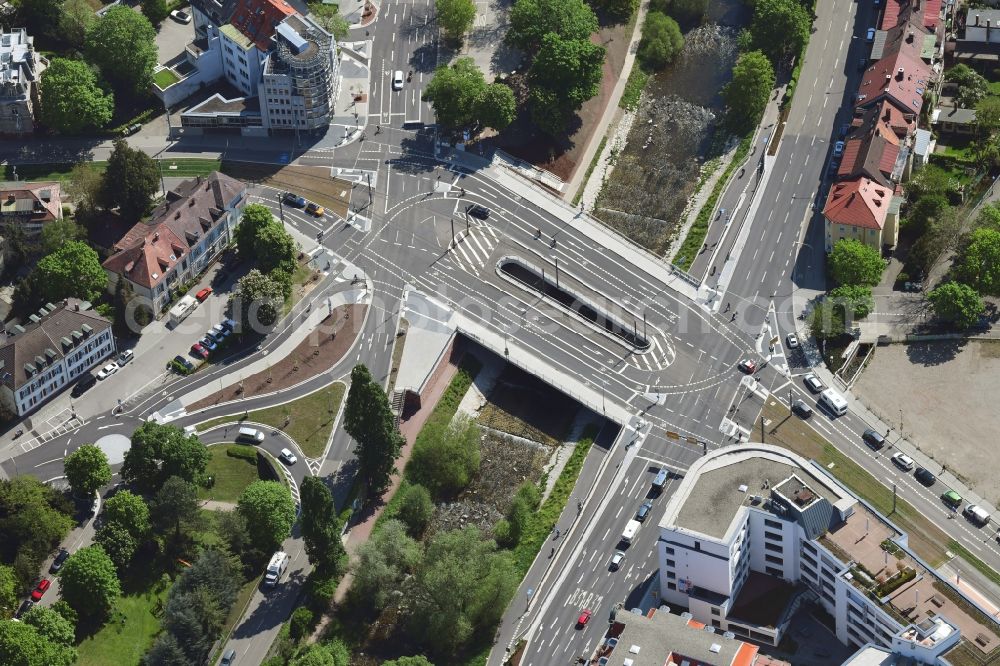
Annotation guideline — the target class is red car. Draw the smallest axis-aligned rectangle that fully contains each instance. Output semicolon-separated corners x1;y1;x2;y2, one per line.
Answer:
738;359;757;374
30;578;50;601
577;608;592;627
195;287;213;302
190;343;209;359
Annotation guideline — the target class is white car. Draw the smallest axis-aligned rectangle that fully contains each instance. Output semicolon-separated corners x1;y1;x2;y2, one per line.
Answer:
891;452;915;470
96;362;119;380
279;448;297;465
392;70;404;90
170;9;191;23
786;333;799;349
610;551;625;571
803;373;825;394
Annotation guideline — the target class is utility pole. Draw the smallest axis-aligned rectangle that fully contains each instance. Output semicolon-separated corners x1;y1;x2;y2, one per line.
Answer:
553;256;559;287
643;312;647;340
367;172;373;206
892;482;897;514
157;159;166;197
450;218;455;246
760;415;765;443
277;193;285;226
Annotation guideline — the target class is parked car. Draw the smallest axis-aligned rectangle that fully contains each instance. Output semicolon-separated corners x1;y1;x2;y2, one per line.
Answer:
942;490;963;508
49;548;69;574
738;359;757;374
170;9;191;22
467;204;490;220
195;287;213;302
862;428;885;450
577;609;592;627
279;448;298;465
220;649;236;666
71;373;97;397
803;373;824;393
891;452;914;470
97;362;119;380
221;318;237;332
609;551;625;571
305;202;325;217
190;343;209;360
833;140;845;158
866;27;876;41
964;504;991;526
635;500;653;522
792;399;813;418
392;70;404;90
171;355;195;372
30;579;50;602
120;123;141;136
199;336;218;351
211;324;231;340
14;600;34;619
283;192;306;208
786;333;799;349
117;349;134;366
914;467;936;486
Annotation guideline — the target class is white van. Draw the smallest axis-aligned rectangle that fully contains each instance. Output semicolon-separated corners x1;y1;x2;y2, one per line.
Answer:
264;551;289;587
819;388;848;416
238;427;264;443
621;519;641;545
964;504;991;526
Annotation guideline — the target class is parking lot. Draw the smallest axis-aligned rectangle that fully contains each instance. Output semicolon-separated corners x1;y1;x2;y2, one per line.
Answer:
852;340;1000;505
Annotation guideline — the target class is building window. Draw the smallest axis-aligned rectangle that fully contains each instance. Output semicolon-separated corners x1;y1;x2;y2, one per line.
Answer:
667;571;675;580
694;541;701;551
711;619;722;628
765;554;783;565
666;559;675;568
764;531;782;542
711;608;720;616
764;518;782;529
764;542;782;553
765;566;782;577
667;582;676;591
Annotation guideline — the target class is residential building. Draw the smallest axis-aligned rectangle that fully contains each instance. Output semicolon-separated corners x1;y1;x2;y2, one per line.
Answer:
102;172;246;313
260;15;338;132
837;126;904;186
0;181;62;236
0;29;46;136
879;0;943;35
657;444;999;663
931;106;977;135
855;50;932;116
0;299;115;416
823;178;900;252
964;8;1000;43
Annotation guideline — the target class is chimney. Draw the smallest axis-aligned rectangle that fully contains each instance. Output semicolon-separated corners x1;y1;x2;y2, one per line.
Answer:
989;19;992;42
975;13;980;26
906;30;914;42
897;67;905;80
153;231;160;241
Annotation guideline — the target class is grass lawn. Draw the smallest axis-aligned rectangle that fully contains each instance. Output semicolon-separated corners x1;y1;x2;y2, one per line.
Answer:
159;158;223;178
153;69;180;89
75;584;170;666
197;383;345;458
3;159;221;184
198;446;260;503
283;262;320;315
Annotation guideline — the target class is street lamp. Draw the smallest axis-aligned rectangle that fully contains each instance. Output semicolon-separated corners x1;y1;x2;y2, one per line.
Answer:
276;193;285;226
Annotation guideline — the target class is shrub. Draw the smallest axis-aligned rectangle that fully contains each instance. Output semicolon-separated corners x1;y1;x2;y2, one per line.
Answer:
227;444;258;462
289;607;315;642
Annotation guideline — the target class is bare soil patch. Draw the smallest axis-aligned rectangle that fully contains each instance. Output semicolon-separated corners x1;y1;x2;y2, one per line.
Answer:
188;304;366;410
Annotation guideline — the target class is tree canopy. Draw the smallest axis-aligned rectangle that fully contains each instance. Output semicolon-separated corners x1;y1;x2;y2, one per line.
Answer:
230;269;287;333
39;218;86;255
101;139;161;221
57;545;121;620
638;12;684;71
0;567;17;620
101;490;151;540
150;476;202;544
529;33;606;135
828;239;885;287
423;59;516;132
63;444;112;498
352;519;422;611
0;478;74;587
121;422;209;492
300;477;346;575
948;64;989;108
955;227;1000;295
141;0;169;24
59;0;96;48
16;0;63;40
929;282;985;329
397;483;433;537
437;0;476;40
748;0;810;65
828;285;874;320
33;241;107;304
344;364;403;496
384;657;435;666
38;59;114;134
408;415;481;498
650;0;706;27
0;617;76;666
235;204;297;278
21;606;75;648
508;0;598;50
84;6;158;94
94;522;138;570
722;50;774;130
237;481;296;553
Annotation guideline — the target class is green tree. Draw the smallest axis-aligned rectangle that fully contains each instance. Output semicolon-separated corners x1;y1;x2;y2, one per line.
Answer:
100;139;160;222
59;0;96;48
121;422;209;492
408;415;481;498
423;58;487;131
140;0;168;24
22;606;75;647
230;268;287;333
905;194;950;235
94;522;137;570
650;0;706;26
749;0;810;65
15;0;63;39
384;657;435;666
238;481;296;553
235;204;297;276
310;5;350;39
0;478;74;587
592;0;638;18
0;619;76;666
65;162;104;223
929;282;986;329
38;59;114;135
397;483;433;537
529;33;605;135
39;218;86;255
85;6;158;94
102;490;150;539
57;545;121;620
289;642;349;666
145;633;189;666
149;476;201;543
508;0;598;50
63;444;112;498
975;95;1000;168
956;227;1000;295
477;83;517;131
300;477;346;575
829;285;874;319
975;203;1000;231
34;241;108;304
808;297;847;341
352;519;422;611
722;50;774;129
909;206;962;278
344;364;403;496
502;483;539;546
0;566;18;619
948;64;989;108
409;527;518;655
437;0;476;40
289;607;314;641
828;239;885;287
637;12;683;70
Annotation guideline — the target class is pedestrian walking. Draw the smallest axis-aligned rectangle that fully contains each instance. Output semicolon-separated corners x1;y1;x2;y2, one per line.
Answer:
724;303;731;313
731;312;737;322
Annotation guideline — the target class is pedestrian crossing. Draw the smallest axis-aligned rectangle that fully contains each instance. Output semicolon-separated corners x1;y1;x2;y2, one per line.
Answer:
445;225;500;274
625;333;675;372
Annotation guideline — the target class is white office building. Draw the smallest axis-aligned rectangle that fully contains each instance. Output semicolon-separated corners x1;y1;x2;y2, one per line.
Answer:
0;28;46;136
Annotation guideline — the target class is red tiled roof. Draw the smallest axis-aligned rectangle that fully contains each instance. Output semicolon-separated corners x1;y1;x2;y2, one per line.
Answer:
824;178;892;230
230;0;295;51
923;0;942;30
881;0;941;31
879;142;901;174
855;49;931;115
0;182;61;227
881;0;903;30
102;227;186;289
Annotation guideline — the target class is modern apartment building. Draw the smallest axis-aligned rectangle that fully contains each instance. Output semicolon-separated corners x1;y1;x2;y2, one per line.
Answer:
0;28;46;136
657;444;999;664
0;299;115;416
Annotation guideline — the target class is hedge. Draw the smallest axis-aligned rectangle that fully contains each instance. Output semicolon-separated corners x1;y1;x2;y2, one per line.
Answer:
227;445;258;462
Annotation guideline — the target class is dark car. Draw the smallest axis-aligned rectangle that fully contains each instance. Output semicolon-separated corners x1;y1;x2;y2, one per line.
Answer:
170;355;195;372
738;359;757;374
71;373;97;397
49;548;69;574
635;500;653;522
283;192;306;207
862;428;885;450
467;204;490;220
14;599;33;619
914;467;936;486
220;648;236;666
792;399;813;418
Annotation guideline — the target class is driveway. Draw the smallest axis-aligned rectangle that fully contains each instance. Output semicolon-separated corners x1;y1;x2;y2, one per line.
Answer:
154;12;195;66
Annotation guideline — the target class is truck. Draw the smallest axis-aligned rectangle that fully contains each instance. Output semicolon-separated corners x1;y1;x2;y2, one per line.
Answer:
168;294;198;328
264;551;289;588
621;519;641;545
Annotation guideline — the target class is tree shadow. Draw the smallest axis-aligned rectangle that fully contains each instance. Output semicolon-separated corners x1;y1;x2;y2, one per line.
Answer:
904;340;967;366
